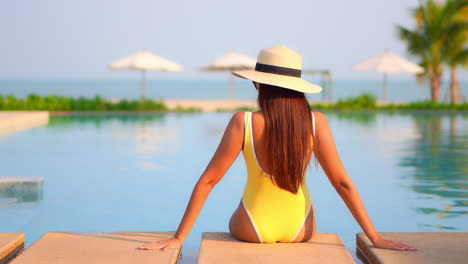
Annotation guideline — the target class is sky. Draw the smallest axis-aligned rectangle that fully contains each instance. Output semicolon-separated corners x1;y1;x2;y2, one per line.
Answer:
1;0;467;80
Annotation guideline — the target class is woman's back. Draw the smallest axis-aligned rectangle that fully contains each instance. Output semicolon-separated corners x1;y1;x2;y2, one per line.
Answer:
239;111;315;243
250;111;316;175
249;112;270;174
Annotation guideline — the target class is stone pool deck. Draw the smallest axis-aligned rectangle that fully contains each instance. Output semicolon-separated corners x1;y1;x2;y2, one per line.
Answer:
3;232;468;263
162;99;404;112
0;111;49;136
357;232;468;264
8;232;181;264
164;99;258;112
163;99;334;112
0;233;24;264
198;232;355;264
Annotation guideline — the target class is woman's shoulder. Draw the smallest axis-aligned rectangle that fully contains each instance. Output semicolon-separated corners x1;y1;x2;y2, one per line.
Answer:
231;111;251;122
232;110;263;120
226;112;247;131
312;111;330;128
311;111;333;138
312;111;327;120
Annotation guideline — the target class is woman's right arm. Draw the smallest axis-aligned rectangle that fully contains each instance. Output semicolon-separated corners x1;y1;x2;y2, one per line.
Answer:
314;111;416;251
138;112;245;250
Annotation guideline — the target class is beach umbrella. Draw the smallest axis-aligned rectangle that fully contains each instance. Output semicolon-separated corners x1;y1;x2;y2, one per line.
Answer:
109;49;183;99
199;50;256;99
353;49;424;102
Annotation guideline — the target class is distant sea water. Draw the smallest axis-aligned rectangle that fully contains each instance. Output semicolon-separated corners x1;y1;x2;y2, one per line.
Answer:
0;79;467;102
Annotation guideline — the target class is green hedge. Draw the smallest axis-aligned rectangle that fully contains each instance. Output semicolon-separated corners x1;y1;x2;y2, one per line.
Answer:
0;93;466;111
313;93;467;111
314;93;378;110
380;101;468;111
0;94;168;111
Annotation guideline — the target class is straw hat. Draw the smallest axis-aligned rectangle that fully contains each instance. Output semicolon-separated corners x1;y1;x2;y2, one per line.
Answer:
232;46;322;94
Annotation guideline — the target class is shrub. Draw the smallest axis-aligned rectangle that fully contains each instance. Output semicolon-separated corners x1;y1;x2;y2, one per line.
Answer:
0;94;169;111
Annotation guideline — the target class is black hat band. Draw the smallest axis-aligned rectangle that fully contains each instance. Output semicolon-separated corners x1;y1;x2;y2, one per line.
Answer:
255;63;302;78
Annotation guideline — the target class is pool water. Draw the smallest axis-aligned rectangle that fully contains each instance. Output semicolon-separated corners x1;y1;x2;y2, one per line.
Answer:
1;112;467;263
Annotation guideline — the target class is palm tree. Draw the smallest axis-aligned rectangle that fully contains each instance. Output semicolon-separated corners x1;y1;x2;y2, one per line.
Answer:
444;0;468;104
397;0;467;103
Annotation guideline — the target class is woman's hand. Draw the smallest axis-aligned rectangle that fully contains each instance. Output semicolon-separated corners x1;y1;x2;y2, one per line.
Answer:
137;237;181;251
373;238;417;251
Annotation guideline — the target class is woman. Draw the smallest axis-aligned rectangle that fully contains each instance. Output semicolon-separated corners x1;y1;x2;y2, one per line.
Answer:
138;46;416;251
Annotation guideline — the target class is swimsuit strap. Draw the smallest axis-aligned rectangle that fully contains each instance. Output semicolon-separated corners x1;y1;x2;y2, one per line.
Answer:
312;112;316;137
243;111;252;151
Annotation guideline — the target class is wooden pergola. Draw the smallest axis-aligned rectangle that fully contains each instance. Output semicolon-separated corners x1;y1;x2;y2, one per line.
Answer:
303;70;333;102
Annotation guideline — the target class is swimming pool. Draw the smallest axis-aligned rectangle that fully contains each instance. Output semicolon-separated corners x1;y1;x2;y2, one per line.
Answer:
1;112;467;263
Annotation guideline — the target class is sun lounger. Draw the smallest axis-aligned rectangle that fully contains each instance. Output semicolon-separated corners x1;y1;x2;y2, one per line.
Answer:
198;232;355;264
9;231;181;264
0;233;24;264
356;232;468;264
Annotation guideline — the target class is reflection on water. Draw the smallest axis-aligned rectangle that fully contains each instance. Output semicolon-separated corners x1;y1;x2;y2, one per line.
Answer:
112;123;179;152
399;114;468;228
111;120;179;171
332;111;377;126
50;113;180;171
0;177;44;205
49;113;168;127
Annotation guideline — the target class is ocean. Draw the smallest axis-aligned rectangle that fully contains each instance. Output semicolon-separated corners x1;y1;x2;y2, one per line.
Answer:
0;79;467;103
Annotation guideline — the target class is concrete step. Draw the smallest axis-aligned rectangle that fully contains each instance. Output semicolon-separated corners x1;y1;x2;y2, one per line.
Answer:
9;231;181;264
0;233;24;264
356;232;468;264
0;111;49;136
198;232;355;264
0;177;44;204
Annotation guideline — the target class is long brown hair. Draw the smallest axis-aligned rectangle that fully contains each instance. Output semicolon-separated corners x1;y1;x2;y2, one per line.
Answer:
256;83;314;194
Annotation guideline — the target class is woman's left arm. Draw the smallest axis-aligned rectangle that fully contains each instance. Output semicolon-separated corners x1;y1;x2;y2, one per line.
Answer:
138;112;245;250
314;111;416;251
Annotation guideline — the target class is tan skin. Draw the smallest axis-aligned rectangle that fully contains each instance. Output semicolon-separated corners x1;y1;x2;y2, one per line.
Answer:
138;97;417;251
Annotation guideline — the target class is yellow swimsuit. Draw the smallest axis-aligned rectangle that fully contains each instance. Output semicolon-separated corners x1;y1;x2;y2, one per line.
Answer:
241;111;315;243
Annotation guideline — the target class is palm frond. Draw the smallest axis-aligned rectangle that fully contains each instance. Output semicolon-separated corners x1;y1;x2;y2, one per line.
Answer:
452;48;468;67
397;26;427;55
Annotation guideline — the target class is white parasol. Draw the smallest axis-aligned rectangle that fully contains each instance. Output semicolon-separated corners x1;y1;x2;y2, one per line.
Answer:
199;50;256;99
353;50;424;102
109;49;183;98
